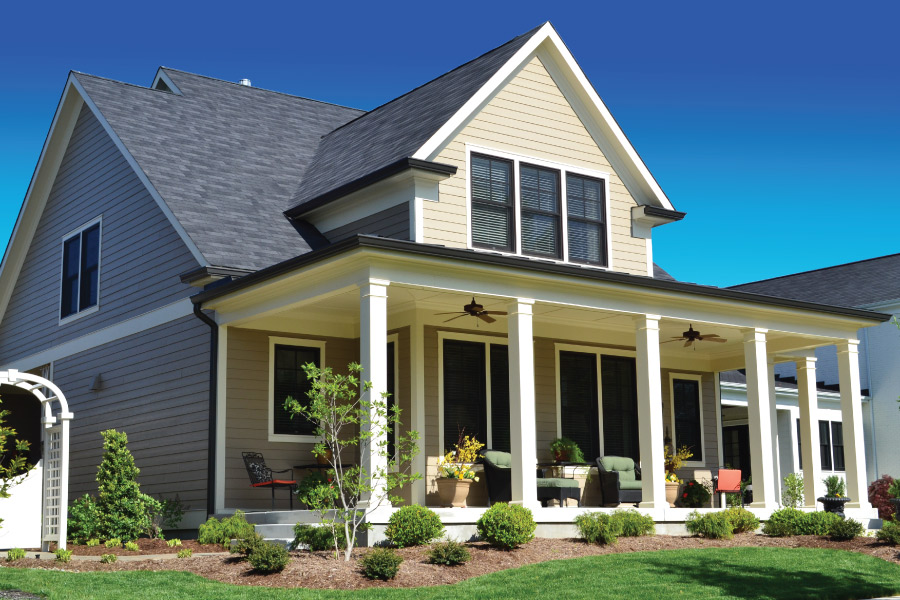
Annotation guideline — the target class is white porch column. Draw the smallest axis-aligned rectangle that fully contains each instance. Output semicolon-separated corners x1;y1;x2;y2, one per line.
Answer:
796;356;822;507
767;358;782;502
635;315;666;509
837;340;870;509
743;328;777;508
507;298;539;510
409;311;427;505
360;279;390;507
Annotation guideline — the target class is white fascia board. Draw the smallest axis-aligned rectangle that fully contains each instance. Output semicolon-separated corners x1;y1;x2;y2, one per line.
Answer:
411;22;674;211
68;76;207;267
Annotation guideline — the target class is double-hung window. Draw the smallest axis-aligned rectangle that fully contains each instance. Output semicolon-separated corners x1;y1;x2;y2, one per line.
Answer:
470;154;514;252
796;419;845;472
60;220;101;320
519;164;561;258
566;174;607;266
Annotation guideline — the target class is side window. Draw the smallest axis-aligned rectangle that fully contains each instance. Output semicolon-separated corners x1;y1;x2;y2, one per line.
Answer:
272;344;321;438
566;174;607;266
519;164;561;259
60;221;101;320
470;154;514;252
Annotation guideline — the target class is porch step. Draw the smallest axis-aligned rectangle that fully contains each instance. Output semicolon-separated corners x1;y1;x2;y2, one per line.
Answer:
252;523;297;541
243;510;322;525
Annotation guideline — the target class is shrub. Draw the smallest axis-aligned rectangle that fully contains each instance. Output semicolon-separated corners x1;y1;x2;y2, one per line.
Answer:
889;479;900;500
876;520;900;545
476;503;536;550
549;437;586;463
610;509;655;537
575;512;619;545
166;538;182;547
685;511;734;539
68;493;101;544
95;430;161;542
782;473;804;509
762;508;804;537
55;548;73;563
823;475;846;498
679;479;711;508
177;548;193;559
198;510;256;547
360;548;403;580
427;540;471;566
6;548;25;561
291;524;346;552
385;505;445;547
124;541;140;552
295;471;338;510
231;532;266;559
829;518;864;541
867;475;896;520
100;553;117;564
247;542;290;573
86;539;100;547
104;538;121;548
798;511;842;536
722;507;760;533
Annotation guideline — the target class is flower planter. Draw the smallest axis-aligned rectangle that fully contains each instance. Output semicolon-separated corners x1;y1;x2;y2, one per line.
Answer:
818;496;851;517
437;478;473;507
665;482;680;508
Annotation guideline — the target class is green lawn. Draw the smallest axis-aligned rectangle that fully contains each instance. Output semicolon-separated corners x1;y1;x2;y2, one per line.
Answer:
2;547;899;599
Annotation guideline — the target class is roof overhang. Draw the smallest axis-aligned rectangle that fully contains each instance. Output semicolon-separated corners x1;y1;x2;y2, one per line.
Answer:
632;205;686;238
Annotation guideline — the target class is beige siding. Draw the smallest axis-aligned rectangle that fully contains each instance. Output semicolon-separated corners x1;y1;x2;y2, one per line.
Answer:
427;55;648;276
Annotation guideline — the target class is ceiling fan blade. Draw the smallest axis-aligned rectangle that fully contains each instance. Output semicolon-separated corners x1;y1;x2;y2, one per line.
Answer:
482;311;508;316
435;312;466;316
683;339;693;348
443;314;468;323
660;339;684;344
701;333;721;339
702;337;728;343
477;313;496;324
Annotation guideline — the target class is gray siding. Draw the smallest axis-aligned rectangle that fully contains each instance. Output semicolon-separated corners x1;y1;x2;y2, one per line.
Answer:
323;203;410;243
0;104;201;363
54;314;210;509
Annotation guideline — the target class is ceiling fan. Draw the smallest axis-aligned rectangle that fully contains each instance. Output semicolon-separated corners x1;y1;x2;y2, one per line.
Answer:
436;297;507;324
661;324;727;348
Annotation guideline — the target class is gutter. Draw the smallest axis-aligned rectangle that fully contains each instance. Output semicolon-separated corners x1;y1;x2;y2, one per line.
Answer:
192;302;218;517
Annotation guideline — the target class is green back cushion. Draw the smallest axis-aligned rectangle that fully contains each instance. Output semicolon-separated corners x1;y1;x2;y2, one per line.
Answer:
600;456;635;481
483;450;511;469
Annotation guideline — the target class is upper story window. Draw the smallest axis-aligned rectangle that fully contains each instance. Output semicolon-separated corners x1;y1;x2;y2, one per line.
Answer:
60;219;101;321
468;147;609;267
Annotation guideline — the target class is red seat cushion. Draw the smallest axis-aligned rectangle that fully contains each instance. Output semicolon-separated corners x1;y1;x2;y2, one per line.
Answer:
251;480;296;487
716;469;742;493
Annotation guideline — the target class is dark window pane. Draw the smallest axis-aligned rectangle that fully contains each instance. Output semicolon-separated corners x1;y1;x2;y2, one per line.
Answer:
471;202;513;250
601;355;639;461
831;421;844;471
520;212;558;257
79;224;100;310
559;351;599;461
443;340;487;450
796;419;802;470
61;235;80;318
722;425;751;481
520;165;560;258
386;342;396;459
273;345;320;436
471;155;513;251
819;421;833;471
567;220;603;264
489;344;510;452
566;174;606;266
673;378;703;462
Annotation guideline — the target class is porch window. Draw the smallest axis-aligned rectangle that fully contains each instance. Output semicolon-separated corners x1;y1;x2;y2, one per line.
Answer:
559;351;599;460
671;375;703;463
819;420;833;470
519;164;561;259
471;154;514;251
817;420;844;472
566;174;606;266
60;219;101;320
273;344;321;437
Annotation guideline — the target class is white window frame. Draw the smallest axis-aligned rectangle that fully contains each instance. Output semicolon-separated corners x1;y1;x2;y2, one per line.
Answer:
554;344;635;459
668;372;706;468
465;143;613;270
437;331;508;454
268;336;326;443
58;216;102;325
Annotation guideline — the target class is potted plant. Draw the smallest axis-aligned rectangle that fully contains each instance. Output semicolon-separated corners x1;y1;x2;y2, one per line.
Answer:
663;444;693;507
549;437;586;463
436;432;484;507
888;479;900;517
818;475;850;517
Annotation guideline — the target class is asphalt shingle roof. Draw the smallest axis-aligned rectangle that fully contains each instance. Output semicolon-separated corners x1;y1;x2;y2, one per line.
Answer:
728;254;900;308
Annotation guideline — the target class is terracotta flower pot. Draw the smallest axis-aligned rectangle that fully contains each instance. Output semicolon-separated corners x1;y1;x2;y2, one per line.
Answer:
665;482;680;508
437;478;473;508
316;449;333;465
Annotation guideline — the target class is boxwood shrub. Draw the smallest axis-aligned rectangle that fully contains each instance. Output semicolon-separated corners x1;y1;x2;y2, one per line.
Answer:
476;503;536;550
360;547;403;580
610;509;655;537
685;511;734;539
385;505;445;547
247;542;290;573
876;520;900;545
722;507;760;533
575;512;619;545
762;507;804;537
427;540;471;566
828;518;864;541
798;511;842;536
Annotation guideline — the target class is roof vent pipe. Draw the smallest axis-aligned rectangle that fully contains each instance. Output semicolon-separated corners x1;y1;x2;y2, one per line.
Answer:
238;78;252;87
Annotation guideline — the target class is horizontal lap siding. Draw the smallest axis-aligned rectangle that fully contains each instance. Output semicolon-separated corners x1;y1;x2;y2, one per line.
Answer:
427;55;647;276
0;104;200;363
54;315;210;509
323;203;410;242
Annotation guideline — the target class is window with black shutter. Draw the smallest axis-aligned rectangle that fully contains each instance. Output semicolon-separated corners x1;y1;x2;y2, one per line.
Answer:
471;154;514;251
831;422;844;471
442;340;487;450
672;378;703;462
600;355;639;461
566;174;606;266
559;351;599;461
519;164;561;258
273;345;321;436
489;344;510;452
386;341;396;459
819;420;833;470
60;221;101;319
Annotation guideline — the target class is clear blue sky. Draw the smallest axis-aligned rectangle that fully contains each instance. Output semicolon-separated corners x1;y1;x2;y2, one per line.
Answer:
2;1;897;287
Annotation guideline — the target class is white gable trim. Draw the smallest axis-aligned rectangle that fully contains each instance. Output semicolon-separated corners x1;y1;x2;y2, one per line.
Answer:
412;23;674;211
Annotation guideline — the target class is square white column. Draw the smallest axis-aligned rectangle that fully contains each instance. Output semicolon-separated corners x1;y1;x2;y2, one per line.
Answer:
360;279;390;506
507;298;539;510
635;315;666;509
837;340;871;509
409;311;427;505
767;358;782;502
796;357;822;507
743;328;777;508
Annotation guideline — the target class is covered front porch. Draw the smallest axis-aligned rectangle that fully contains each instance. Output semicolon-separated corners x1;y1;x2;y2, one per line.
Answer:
197;239;882;527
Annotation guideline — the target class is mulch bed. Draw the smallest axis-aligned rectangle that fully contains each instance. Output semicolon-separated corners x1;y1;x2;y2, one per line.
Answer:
48;538;224;556
8;535;900;590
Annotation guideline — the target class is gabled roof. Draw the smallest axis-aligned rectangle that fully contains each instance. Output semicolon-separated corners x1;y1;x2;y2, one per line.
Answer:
729;254;900;309
75;69;363;271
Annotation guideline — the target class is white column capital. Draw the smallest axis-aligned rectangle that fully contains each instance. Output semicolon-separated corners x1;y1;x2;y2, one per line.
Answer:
795;356;818;371
742;328;768;343
836;339;860;354
633;314;661;330
359;279;390;298
507;298;535;315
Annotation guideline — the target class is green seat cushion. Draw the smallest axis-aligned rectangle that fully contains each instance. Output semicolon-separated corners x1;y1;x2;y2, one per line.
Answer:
619;480;643;490
600;456;636;481
483;450;511;469
537;477;580;488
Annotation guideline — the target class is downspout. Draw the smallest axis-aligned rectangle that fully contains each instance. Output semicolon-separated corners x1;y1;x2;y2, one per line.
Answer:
863;328;878;478
193;302;218;517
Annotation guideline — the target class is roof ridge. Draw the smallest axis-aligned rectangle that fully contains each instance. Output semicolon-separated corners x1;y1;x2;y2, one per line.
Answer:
158;67;365;112
729;252;900;289
73;71;175;95
318;23;547;140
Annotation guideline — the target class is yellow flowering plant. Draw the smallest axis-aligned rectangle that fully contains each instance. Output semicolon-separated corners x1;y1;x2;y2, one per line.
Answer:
439;432;485;481
663;444;693;484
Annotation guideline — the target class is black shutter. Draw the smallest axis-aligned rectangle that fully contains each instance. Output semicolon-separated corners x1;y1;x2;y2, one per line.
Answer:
443;340;487;450
819;420;833;470
600;355;639;461
386;342;396;459
471;155;514;251
273;345;320;436
831;422;844;471
673;378;703;462
559;351;599;461
489;344;510;452
796;419;802;470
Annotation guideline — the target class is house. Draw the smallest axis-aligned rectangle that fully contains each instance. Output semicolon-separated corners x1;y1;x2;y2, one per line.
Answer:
720;254;900;500
0;23;889;545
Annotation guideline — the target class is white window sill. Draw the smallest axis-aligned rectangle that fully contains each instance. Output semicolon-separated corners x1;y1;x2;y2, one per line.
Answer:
58;304;99;326
268;434;321;444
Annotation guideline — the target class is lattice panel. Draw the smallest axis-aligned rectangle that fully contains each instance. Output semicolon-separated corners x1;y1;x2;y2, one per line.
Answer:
42;427;62;542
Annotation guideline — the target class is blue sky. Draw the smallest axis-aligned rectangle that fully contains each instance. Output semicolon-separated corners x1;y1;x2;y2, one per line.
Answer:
2;1;897;287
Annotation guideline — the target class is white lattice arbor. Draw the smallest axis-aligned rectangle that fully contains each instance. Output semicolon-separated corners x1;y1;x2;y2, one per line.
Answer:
0;369;73;551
